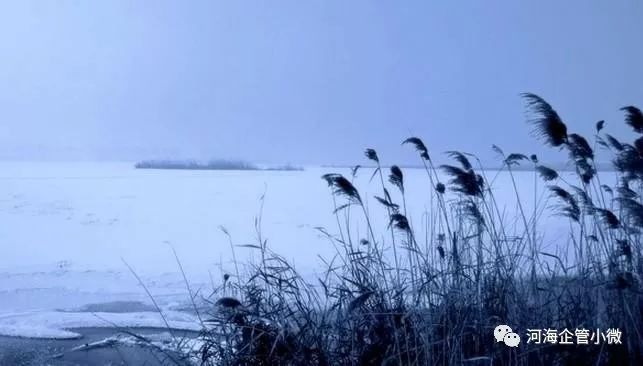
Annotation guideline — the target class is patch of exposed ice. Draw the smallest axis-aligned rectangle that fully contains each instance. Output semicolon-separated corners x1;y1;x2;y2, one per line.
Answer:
0;310;202;339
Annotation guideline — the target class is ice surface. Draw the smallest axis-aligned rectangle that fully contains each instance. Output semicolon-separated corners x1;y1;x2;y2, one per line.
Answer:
0;310;201;339
0;162;593;337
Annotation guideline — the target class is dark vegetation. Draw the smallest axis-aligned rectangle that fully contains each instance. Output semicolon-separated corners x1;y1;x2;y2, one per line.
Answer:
167;94;642;365
135;159;303;171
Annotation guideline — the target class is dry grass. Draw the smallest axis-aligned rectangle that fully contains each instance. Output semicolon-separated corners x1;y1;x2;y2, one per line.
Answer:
176;94;642;365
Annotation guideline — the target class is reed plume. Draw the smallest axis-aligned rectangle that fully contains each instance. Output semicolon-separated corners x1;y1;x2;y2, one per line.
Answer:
402;137;431;161
596;120;605;133
622;106;643;133
594;208;620;229
445;151;473;170
375;195;400;212
617;197;643;228
613;145;643;179
322;173;363;205
548;185;580;222
389;213;411;232
461;199;485;227
505;153;529;166
567;133;594;160
389;165;404;193
522;92;568;147
575;158;596;183
365;148;379;163
440;164;484;197
604;134;624;151
351;164;361;177
435;182;446;194
535;165;559;181
634;137;643;156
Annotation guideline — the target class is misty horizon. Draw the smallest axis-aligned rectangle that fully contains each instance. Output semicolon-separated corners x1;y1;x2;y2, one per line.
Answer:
1;1;642;167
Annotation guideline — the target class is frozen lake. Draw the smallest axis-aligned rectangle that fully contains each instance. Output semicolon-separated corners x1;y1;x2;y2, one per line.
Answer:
0;161;597;337
0;161;587;273
0;162;341;275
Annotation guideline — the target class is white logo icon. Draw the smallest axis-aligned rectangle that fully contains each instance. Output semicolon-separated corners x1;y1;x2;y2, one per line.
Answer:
494;325;521;347
503;332;521;347
494;324;512;342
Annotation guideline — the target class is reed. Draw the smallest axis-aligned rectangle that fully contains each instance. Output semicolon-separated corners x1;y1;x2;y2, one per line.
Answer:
187;94;642;365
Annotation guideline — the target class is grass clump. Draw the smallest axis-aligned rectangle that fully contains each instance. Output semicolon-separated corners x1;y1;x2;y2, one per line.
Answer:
188;95;642;365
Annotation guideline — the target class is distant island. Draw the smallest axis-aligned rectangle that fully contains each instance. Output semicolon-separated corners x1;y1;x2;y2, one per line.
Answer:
135;159;303;171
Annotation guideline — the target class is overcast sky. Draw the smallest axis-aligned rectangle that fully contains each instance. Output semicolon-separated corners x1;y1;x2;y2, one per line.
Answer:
0;1;642;165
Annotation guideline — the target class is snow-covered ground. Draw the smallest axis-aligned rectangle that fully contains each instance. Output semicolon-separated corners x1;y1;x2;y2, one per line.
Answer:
0;161;588;338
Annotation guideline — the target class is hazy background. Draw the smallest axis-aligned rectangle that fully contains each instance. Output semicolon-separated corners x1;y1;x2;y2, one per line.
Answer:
0;1;642;166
